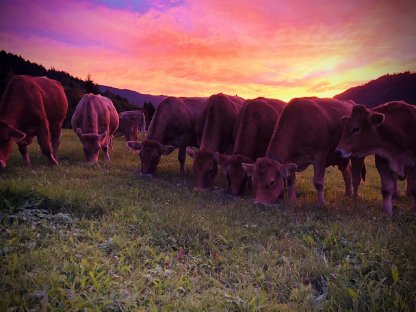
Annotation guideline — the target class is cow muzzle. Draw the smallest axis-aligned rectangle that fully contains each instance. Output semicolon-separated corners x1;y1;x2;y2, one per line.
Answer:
335;148;352;158
0;160;6;169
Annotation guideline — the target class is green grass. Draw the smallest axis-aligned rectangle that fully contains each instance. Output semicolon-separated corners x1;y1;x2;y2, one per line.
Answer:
1;129;415;311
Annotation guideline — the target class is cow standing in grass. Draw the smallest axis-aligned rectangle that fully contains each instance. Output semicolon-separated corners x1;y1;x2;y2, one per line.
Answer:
336;101;416;216
186;93;245;191
242;97;365;206
115;110;146;142
127;97;207;176
71;94;119;164
0;75;68;168
216;97;286;196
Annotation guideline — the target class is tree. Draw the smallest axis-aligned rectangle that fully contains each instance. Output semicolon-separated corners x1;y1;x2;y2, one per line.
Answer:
85;73;99;94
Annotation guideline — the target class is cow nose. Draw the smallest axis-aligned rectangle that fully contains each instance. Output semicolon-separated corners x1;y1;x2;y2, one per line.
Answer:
0;160;6;169
140;172;154;178
335;148;351;158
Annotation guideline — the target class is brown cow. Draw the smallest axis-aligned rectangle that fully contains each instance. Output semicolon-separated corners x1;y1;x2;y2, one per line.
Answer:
216;97;286;196
186;93;245;191
127;97;207;176
71;94;119;163
242;97;364;206
0;75;68;168
115;110;146;142
336;101;416;216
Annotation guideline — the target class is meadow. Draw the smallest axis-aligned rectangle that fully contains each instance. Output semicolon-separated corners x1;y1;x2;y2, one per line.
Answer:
0;129;415;311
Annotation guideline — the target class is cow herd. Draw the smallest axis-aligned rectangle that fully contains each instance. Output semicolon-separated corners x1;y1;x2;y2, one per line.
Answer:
0;75;415;217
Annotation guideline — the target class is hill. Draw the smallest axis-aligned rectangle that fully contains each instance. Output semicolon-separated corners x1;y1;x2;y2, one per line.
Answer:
334;72;416;107
0;50;137;128
98;85;167;108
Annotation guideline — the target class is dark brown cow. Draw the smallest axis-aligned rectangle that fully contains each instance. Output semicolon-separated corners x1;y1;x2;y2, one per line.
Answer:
336;101;416;216
186;93;245;191
115;110;146;142
127;97;207;176
0;75;68;168
216;97;286;196
71;94;119;163
242;97;364;206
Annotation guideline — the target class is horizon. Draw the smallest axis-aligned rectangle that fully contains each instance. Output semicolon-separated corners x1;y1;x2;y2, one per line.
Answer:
1;1;415;101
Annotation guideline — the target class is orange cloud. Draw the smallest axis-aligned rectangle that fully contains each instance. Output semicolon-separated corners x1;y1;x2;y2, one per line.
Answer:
0;0;415;101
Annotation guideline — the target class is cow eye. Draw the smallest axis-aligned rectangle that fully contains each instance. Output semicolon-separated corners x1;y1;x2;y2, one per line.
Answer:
351;127;360;134
269;180;276;188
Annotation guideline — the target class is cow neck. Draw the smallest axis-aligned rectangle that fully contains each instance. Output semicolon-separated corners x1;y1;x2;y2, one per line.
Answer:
265;153;284;164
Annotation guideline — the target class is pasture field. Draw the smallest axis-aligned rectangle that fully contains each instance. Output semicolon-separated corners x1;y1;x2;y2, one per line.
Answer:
0;129;415;311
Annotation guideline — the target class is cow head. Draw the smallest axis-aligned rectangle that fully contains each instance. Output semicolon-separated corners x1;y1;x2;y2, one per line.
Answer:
127;139;175;176
0;121;26;168
76;128;107;164
336;105;385;158
216;153;253;196
242;157;297;205
187;147;218;192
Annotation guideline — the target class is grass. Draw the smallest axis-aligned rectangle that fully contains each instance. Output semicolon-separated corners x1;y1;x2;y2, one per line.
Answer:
1;129;415;311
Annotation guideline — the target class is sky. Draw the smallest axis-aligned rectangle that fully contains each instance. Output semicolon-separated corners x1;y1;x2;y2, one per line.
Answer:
0;0;415;100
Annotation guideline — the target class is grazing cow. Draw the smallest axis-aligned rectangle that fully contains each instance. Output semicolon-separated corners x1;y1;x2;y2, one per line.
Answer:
71;94;119;163
0;75;68;168
336;101;416;216
216;97;286;196
127;97;207;176
186;93;245;191
242;97;364;206
115;110;146;142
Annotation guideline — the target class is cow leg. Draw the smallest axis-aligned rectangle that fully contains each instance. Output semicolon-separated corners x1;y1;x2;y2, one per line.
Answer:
340;162;353;197
406;178;411;197
50;123;62;161
393;177;400;199
375;156;395;216
287;173;297;201
351;157;365;199
178;146;186;174
37;124;58;166
313;161;326;207
102;138;111;161
406;170;416;214
18;139;32;166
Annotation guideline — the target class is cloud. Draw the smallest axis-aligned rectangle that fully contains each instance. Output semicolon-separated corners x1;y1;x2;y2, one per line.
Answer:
0;0;415;100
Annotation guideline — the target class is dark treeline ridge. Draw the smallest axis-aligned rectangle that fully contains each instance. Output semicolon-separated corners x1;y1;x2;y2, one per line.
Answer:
0;50;138;128
334;71;416;107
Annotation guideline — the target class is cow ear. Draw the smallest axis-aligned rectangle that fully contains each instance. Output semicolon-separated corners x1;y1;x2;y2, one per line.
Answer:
369;112;385;127
186;146;195;158
76;128;83;137
8;126;26;142
160;144;175;155
242;163;256;177
127;141;142;153
281;163;297;177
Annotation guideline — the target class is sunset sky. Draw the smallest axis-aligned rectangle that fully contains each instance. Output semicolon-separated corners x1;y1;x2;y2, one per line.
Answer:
0;0;415;100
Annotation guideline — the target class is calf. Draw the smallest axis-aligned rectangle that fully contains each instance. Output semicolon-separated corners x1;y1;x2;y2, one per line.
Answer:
242;97;364;206
71;94;119;163
336;101;416;215
115;110;146;142
186;93;245;191
0;75;68;168
216;97;286;196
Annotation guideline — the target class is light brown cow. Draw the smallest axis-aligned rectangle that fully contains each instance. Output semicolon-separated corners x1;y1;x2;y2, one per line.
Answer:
216;97;286;196
186;93;245;191
0;75;68;168
336;101;416;216
115;110;146;142
242;97;364;206
71;94;119;163
127;97;208;176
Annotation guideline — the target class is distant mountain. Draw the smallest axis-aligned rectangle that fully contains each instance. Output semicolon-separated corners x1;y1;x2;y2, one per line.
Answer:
98;85;167;108
334;72;416;107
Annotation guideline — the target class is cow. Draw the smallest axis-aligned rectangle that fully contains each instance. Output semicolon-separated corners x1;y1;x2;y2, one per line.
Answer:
336;101;416;216
186;93;245;191
71;94;119;163
127;97;207;176
242;97;365;206
0;75;68;168
115;110;146;142
216;97;286;196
